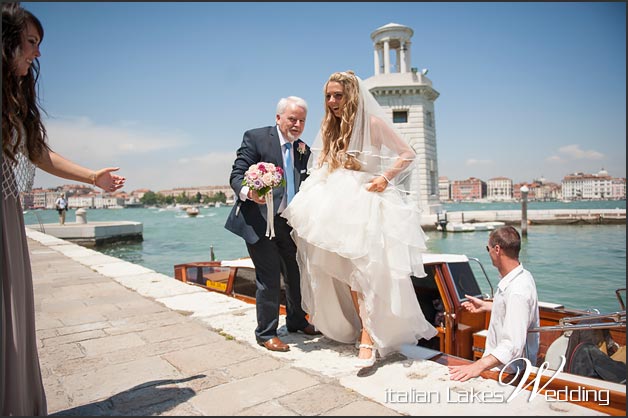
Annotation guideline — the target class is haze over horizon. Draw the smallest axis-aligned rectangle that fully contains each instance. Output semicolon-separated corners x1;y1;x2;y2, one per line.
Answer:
25;2;626;192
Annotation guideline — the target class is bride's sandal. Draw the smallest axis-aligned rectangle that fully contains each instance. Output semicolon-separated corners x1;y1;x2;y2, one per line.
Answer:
355;343;377;368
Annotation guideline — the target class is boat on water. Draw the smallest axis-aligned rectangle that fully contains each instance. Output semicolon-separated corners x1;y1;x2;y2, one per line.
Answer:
173;254;626;415
443;221;506;232
186;207;199;217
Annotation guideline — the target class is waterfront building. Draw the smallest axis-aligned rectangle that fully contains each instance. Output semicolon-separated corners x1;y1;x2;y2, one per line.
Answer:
158;185;235;201
451;177;485;201
363;23;442;214
68;195;94;208
611;177;626;200
438;176;451;201
130;188;151;199
21;184;94;209
513;183;538;201
94;195;125;209
562;169;614;200
534;181;562;201
486;176;513;201
23;188;46;209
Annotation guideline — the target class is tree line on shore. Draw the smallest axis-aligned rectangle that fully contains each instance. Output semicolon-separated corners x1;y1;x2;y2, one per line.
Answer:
140;191;227;206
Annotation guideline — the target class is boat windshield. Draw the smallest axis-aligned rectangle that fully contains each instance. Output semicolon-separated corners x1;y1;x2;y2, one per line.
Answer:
447;262;484;301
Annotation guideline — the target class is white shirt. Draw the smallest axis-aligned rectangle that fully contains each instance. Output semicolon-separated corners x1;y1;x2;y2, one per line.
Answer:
55;197;67;209
239;126;294;213
483;264;540;371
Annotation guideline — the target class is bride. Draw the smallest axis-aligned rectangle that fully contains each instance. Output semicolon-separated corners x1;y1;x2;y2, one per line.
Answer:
282;70;437;368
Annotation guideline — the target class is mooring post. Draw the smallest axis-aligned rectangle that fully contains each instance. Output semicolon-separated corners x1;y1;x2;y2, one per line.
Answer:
520;185;529;237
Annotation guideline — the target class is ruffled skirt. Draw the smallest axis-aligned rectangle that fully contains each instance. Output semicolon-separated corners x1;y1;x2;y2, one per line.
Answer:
282;167;437;356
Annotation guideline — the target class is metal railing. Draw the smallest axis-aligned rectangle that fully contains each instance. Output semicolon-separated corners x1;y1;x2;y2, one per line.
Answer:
468;257;494;298
24;210;46;234
528;310;626;333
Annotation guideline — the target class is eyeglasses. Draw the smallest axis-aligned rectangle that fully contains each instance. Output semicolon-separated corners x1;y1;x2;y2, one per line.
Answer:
486;244;499;253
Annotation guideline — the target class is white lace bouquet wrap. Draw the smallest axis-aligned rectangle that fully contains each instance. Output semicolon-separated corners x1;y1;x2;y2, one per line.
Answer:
242;162;286;238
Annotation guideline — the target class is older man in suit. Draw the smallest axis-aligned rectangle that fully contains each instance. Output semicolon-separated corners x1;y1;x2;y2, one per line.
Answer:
225;96;320;352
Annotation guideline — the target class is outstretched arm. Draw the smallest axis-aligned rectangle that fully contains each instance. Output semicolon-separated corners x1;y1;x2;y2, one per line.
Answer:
461;294;493;313
448;354;501;382
35;150;126;192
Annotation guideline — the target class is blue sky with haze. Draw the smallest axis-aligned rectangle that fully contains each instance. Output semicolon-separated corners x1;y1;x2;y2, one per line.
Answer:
24;2;626;192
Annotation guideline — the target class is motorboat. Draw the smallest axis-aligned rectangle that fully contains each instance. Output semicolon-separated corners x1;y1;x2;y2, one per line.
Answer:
444;221;505;232
173;253;626;415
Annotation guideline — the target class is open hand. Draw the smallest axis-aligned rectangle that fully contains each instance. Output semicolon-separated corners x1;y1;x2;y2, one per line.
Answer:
94;168;126;192
461;294;487;313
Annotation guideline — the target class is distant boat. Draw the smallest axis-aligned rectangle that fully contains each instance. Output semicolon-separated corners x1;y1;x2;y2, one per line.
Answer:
445;221;505;232
186;207;199;217
125;202;144;208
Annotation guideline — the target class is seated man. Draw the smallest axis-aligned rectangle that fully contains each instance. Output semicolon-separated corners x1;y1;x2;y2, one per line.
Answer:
449;226;539;381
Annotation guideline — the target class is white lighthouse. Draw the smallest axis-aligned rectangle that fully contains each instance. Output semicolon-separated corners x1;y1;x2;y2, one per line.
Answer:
363;23;441;214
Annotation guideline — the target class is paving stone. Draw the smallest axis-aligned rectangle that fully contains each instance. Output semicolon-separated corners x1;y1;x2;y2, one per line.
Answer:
163;339;260;375
79;332;146;357
221;353;285;381
323;400;403;416
190;368;319;415
280;383;361;415
57;356;181;408
236;399;297;416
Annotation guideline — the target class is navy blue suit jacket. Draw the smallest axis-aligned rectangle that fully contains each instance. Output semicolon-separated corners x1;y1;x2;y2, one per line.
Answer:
224;126;311;244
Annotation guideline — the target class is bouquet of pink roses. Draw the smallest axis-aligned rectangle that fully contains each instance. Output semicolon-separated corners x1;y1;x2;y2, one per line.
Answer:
242;162;286;238
242;162;285;196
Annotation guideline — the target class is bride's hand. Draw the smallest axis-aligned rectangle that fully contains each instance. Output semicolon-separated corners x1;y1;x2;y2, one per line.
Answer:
366;176;388;193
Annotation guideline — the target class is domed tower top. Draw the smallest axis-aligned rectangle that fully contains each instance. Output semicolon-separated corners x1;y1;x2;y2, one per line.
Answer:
370;23;414;75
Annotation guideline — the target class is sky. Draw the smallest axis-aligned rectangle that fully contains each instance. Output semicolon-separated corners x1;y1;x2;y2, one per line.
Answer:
24;2;626;192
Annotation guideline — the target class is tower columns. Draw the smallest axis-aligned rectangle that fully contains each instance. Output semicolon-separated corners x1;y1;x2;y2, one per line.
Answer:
383;39;390;74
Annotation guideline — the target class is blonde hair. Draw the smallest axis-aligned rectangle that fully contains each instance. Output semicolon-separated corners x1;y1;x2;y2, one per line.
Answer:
319;71;361;171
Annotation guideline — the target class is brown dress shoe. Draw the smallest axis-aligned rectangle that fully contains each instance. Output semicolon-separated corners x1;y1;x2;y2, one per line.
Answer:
259;337;290;352
288;323;322;336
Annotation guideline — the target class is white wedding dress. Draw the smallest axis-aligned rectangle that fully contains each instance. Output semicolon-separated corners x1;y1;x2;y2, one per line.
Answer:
282;164;438;356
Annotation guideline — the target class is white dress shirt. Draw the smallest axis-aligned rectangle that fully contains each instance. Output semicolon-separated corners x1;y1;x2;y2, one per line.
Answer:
483;264;540;371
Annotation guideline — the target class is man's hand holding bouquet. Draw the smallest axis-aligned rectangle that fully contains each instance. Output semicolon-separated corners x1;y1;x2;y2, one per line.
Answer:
242;162;285;238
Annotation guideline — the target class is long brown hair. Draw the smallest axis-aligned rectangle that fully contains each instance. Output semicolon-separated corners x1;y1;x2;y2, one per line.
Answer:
2;2;49;163
319;71;360;170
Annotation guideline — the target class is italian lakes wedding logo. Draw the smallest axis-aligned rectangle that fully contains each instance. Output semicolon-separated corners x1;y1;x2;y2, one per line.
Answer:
383;356;610;407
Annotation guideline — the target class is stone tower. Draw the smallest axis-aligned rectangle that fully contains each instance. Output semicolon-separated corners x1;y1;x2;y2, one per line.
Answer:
363;23;441;214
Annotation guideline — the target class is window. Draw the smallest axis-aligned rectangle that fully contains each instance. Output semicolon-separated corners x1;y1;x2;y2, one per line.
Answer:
393;110;408;123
